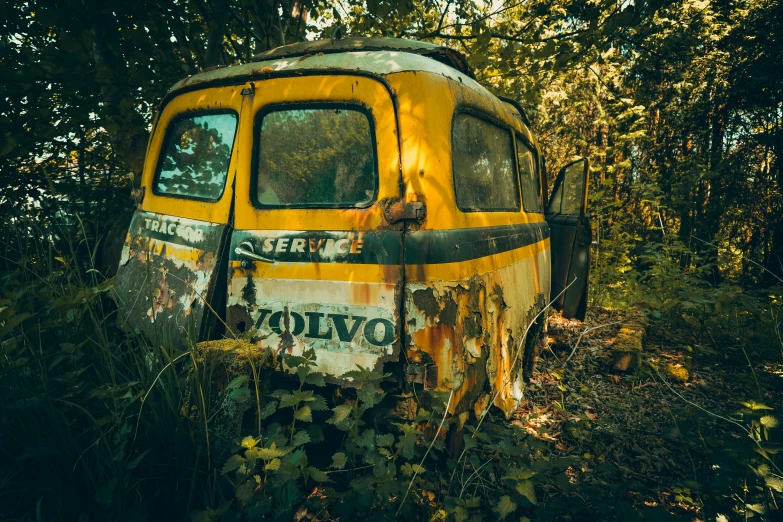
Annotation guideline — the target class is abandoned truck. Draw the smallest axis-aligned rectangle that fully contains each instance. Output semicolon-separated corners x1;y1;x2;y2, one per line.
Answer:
114;37;591;418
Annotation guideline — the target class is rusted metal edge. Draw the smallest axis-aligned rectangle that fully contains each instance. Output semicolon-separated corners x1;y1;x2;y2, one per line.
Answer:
250;37;475;79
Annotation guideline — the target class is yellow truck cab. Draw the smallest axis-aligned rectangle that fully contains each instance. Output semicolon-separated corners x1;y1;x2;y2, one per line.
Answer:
114;37;591;417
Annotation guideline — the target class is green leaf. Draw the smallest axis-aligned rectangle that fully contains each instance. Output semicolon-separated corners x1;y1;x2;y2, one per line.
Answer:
327;404;352;426
235;480;255;503
358;386;384;408
376;433;394;447
228;388;251;402
222;455;245;474
395;424;418;460
503;468;536;481
493;495;516;518
357;429;375;448
125;450;151;470
191;510;211;522
226;375;248;390
0;138;16;157
765;474;783;492
256;445;286;460
306;466;330;482
283;354;307;368
415;408;430;422
294;406;312;422
296;366;309;386
741;401;773;411
330;452;347;470
264;458;281;471
292;430;311;447
241;436;258;449
294;390;315;402
516;480;537;505
310;394;329;411
278;393;298;408
306;373;326;386
260;401;277;419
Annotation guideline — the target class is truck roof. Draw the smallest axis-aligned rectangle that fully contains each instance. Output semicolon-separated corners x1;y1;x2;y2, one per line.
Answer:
168;37;485;96
165;37;532;130
252;37;474;78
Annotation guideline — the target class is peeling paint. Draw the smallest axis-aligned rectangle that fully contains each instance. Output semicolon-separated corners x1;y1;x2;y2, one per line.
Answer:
225;228;403;381
114;210;226;347
405;249;550;417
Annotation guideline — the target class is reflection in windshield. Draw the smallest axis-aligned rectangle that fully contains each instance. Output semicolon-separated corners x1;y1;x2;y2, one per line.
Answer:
517;139;542;213
547;161;585;215
256;108;376;207
155;113;237;200
452;113;519;211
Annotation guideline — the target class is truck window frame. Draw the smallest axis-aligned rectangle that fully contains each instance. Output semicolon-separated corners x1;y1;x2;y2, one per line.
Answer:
514;132;544;214
450;108;521;213
151;109;239;203
250;101;380;210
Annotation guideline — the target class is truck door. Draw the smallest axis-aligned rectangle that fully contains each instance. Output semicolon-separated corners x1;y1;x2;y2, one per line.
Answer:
228;76;403;379
545;158;591;320
114;87;243;347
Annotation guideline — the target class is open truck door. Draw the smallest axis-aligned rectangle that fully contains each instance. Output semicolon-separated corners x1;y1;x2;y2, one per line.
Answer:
545;158;591;320
114;87;243;347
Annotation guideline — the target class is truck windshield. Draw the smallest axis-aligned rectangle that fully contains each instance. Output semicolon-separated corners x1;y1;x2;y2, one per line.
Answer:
154;112;237;201
254;106;377;208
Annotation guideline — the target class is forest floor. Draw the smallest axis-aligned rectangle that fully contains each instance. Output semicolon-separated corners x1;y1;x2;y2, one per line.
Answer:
512;308;783;521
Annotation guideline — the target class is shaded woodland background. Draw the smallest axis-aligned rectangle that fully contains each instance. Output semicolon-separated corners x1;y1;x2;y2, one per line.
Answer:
1;1;782;521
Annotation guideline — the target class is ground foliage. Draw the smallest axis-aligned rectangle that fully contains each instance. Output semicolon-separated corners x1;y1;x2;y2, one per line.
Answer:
0;232;780;521
2;0;783;521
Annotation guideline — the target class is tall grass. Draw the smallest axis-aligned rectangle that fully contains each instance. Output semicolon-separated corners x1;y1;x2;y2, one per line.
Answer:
0;215;224;521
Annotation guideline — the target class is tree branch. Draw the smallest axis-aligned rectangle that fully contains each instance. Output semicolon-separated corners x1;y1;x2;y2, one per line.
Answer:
225;0;265;46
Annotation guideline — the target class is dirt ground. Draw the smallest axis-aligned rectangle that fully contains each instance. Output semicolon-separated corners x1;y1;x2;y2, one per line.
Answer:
510;308;783;521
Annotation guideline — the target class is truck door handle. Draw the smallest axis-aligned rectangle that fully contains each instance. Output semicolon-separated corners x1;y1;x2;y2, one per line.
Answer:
234;241;274;263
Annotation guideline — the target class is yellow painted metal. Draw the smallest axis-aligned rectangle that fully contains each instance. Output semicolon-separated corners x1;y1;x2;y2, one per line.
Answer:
232;75;401;233
390;71;542;231
388;70;550;416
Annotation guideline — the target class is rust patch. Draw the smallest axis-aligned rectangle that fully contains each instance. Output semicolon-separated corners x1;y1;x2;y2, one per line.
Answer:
381;197;426;224
463;312;483;339
405;265;547;417
241;274;256;306
439;294;458;327
277;306;295;354
412;287;440;319
227;304;253;334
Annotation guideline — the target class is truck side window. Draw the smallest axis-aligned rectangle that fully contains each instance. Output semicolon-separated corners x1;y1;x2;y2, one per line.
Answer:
516;138;543;213
254;106;376;208
154;112;237;201
452;113;519;212
548;161;586;215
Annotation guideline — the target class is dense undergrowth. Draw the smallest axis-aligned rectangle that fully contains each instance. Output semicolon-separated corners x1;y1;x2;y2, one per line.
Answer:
0;212;781;521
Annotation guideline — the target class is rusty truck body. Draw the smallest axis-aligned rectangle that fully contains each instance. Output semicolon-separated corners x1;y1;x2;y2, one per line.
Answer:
114;37;591;417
